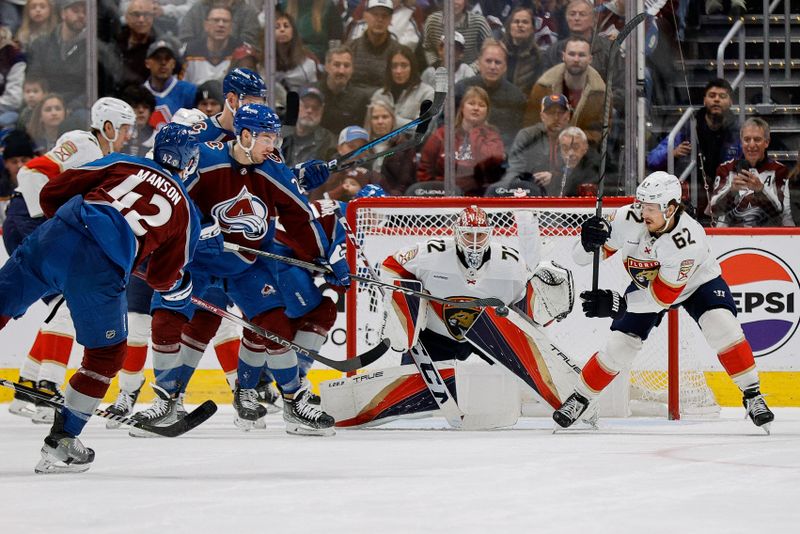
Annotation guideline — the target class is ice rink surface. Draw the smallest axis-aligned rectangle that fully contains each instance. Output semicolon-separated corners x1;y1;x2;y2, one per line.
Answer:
1;406;799;534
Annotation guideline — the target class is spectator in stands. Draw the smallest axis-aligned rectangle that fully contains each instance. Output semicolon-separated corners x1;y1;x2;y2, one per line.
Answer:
418;86;505;196
363;97;398;173
281;87;336;167
275;11;319;93
230;42;260;72
26;0;118;114
310;125;379;201
348;0;401;93
709;118;792;227
16;76;46;131
540;0;622;108
0;1;21;35
143;39;197;128
422;0;491;66
554;125;599;197
282;0;344;62
113;0;161;93
526;36;605;145
348;0;421;50
179;0;260;50
499;93;572;193
194;79;224;117
121;84;156;157
706;0;746;18
647;79;741;225
0;25;24;128
455;39;526;149
421;32;475;88
14;0;58;50
502;6;543;96
120;1;195;36
317;45;372;136
0;130;34;228
371;44;433;127
181;4;241;86
26;92;65;152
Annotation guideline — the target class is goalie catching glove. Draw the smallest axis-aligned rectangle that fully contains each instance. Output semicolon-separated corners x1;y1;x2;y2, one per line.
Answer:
530;260;574;324
580;289;626;319
580;216;611;253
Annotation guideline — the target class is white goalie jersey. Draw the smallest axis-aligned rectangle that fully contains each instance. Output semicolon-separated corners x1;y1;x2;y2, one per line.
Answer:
574;203;721;313
382;238;534;341
15;130;104;218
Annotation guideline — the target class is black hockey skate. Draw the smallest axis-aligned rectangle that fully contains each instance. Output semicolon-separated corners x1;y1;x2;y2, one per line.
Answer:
256;378;283;414
553;391;590;429
743;388;774;434
233;384;268;431
104;387;142;429
298;377;321;406
128;384;178;438
283;389;335;436
31;380;63;425
35;410;95;474
8;378;38;418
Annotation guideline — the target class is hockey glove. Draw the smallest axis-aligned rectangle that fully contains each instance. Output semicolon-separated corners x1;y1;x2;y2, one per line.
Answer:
580;216;611;253
196;216;224;256
160;272;193;311
324;243;351;291
293;159;330;192
580;289;626;319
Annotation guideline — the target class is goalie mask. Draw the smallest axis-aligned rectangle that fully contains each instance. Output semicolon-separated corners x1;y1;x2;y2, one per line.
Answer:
454;205;492;276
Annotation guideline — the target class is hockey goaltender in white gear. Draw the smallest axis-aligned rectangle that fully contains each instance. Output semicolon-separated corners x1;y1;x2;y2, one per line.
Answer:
320;206;586;429
553;172;775;432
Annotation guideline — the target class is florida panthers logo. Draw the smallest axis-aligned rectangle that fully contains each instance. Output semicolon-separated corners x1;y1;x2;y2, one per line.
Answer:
442;297;484;340
625;257;660;289
211;185;269;239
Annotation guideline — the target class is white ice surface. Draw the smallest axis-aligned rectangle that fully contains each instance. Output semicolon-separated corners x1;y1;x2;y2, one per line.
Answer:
1;406;799;534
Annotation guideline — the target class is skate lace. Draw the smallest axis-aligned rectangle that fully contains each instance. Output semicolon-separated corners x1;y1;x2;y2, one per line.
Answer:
745;394;769;417
295;394;325;422
560;395;586;420
139;396;169;419
112;390;133;412
238;388;261;410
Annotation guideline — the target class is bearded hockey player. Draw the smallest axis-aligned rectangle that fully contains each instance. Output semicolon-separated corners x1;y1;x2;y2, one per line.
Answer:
553;171;775;432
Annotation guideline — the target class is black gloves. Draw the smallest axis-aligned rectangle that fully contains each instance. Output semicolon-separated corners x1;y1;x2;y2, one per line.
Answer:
580;216;611;253
580;289;627;319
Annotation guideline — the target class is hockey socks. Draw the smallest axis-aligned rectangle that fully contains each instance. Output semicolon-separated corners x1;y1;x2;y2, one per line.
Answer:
718;339;760;392
214;338;240;391
238;338;268;389
118;344;148;393
581;353;618;395
267;349;301;396
293;330;325;378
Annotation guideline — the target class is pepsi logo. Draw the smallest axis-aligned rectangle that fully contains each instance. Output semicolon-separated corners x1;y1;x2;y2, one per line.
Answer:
718;248;800;357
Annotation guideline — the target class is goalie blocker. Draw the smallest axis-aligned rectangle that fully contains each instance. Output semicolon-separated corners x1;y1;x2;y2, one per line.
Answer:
320;261;587;429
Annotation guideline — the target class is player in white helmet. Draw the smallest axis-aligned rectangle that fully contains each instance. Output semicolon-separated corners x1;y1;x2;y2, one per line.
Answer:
8;97;135;422
553;171;775;432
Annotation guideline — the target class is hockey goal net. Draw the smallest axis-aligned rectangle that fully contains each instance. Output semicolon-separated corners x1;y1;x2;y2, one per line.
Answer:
345;196;719;419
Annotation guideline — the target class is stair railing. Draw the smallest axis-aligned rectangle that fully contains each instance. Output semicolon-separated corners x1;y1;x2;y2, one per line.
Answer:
667;107;698;209
717;20;746;123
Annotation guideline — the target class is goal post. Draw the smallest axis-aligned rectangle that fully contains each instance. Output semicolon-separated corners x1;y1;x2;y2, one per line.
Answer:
344;196;719;419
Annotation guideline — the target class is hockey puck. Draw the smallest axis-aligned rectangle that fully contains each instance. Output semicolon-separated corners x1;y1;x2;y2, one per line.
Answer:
495;306;509;317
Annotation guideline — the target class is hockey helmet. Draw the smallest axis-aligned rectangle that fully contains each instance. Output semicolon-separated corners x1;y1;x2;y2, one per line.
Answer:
223;68;268;100
454;205;493;273
90;97;136;143
171;107;208;127
635;171;682;211
353;184;387;200
234;103;281;137
154;123;199;177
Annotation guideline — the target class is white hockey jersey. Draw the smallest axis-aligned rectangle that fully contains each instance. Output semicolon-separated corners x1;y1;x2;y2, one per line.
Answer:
383;238;534;340
15;130;104;217
573;203;721;314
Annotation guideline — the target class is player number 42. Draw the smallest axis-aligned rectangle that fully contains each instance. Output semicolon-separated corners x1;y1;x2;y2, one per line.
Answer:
107;174;173;236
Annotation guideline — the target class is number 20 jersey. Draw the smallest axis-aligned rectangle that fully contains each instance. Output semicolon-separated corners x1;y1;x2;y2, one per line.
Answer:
577;203;721;314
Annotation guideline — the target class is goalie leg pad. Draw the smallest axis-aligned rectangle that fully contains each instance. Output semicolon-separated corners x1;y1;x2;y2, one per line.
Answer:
383;279;427;352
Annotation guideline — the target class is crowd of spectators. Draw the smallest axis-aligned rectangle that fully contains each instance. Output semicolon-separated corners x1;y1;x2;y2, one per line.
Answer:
0;0;797;229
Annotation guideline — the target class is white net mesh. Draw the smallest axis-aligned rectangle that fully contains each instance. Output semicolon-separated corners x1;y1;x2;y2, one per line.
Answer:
346;197;719;417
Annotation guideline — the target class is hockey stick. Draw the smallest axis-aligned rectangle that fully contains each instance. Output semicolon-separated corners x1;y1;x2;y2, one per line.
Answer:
0;378;217;437
592;11;647;290
283;90;299;127
223;242;505;309
133;272;389;372
326;68;447;173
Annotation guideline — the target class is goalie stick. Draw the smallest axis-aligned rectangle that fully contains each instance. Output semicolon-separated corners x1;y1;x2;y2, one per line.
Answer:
132;272;389;372
223;242;505;309
326;67;447;173
0;378;217;437
592;11;647;290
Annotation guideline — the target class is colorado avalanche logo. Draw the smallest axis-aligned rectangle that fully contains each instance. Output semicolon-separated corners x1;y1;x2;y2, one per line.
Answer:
718;248;800;357
212;186;268;239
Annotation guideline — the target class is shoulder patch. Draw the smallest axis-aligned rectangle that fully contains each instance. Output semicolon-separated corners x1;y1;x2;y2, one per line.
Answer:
395;247;418;265
51;141;79;163
677;259;695;281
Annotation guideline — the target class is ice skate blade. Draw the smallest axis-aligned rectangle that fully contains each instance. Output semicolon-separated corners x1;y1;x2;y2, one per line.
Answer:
128;426;164;438
263;403;282;415
34;453;92;475
30;409;54;424
760;422;772;435
8;400;36;418
253;417;267;430
285;423;335;437
105;419;123;430
234;416;257;431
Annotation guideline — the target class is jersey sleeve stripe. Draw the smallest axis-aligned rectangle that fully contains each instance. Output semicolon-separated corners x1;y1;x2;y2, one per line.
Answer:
382;256;414;279
649;273;685;307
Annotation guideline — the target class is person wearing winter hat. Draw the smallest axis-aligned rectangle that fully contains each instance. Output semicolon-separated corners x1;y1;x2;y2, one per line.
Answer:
0;129;35;235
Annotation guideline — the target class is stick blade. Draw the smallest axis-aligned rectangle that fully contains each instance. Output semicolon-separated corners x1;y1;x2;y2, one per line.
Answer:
138;400;218;438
